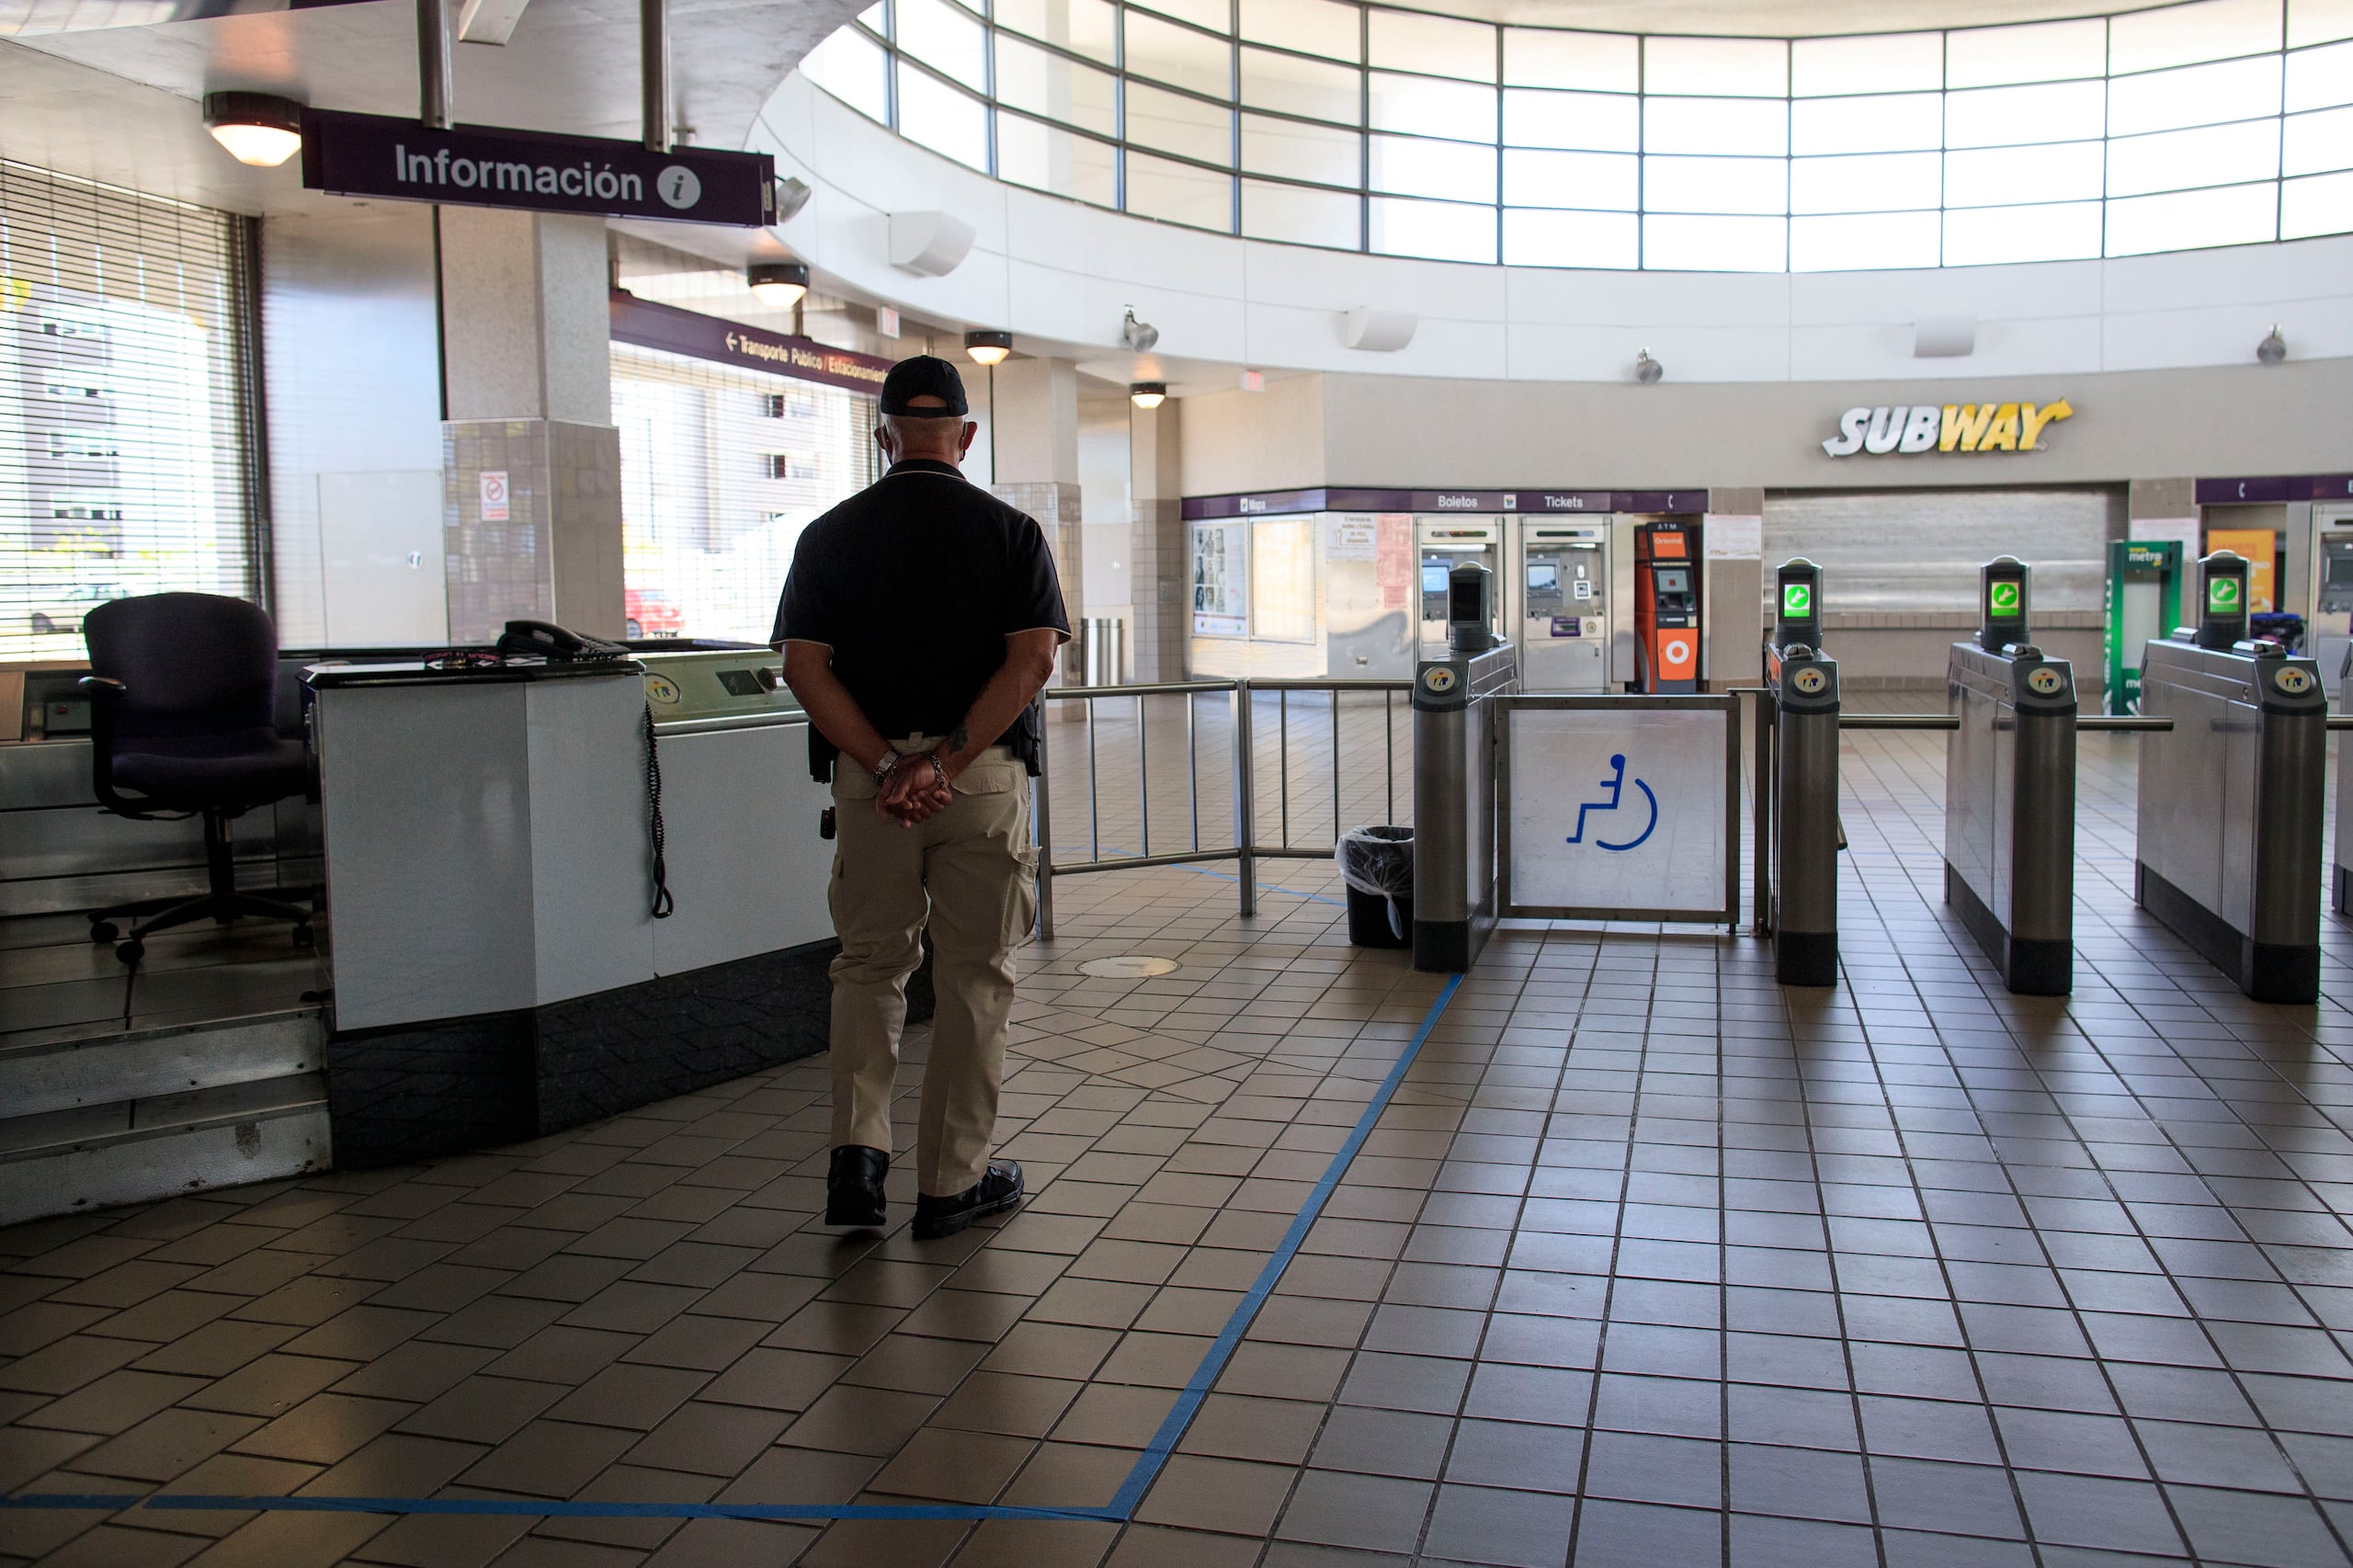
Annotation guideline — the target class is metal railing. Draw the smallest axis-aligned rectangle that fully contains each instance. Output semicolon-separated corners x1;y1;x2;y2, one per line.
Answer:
1033;676;1413;940
1836;714;2177;731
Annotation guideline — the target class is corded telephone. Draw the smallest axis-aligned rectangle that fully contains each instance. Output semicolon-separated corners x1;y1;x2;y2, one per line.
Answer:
494;619;631;663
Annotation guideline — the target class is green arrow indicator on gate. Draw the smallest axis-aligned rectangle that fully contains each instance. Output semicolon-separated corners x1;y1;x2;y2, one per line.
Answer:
1989;581;2020;615
2208;577;2241;610
1782;584;1811;617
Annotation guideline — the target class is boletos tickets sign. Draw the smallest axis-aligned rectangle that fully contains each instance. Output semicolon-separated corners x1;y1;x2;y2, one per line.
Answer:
1822;399;2073;457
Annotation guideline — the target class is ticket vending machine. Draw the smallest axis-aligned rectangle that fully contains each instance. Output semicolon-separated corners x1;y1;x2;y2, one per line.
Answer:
1418;519;1502;658
1517;522;1609;691
1632;519;1703;693
2307;511;2353;708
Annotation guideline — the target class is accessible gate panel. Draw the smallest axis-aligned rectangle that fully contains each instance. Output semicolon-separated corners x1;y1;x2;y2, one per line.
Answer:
1496;695;1741;926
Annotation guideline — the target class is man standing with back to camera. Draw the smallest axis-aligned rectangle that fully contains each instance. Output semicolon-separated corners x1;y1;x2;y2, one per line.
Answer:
773;354;1069;1240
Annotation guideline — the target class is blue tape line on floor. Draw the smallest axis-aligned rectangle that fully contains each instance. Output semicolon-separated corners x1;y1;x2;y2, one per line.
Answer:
0;977;1464;1527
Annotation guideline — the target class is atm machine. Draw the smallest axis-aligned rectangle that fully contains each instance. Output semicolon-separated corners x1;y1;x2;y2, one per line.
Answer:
2308;507;2353;709
1515;522;1609;691
1632;518;1703;693
1418;519;1503;658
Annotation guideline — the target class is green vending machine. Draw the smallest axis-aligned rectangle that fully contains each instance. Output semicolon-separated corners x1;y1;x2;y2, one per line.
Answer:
2103;540;2183;713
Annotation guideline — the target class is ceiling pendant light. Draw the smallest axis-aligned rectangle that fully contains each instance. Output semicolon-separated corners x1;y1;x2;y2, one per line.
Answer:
203;91;306;168
746;262;810;309
1129;381;1166;409
964;329;1012;366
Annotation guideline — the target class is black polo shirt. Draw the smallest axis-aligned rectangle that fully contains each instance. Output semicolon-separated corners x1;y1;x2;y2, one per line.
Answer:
772;459;1070;742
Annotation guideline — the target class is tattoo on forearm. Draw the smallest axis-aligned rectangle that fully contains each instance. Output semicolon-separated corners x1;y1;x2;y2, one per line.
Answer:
950;725;969;753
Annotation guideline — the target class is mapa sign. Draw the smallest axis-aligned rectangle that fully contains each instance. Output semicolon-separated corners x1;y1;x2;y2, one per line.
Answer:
302;110;776;227
1822;398;2073;458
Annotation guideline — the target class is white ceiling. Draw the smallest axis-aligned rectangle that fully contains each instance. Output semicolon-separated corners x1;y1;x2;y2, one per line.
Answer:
0;0;867;216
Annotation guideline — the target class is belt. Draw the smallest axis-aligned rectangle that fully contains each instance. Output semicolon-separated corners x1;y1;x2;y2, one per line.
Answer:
894;734;1016;762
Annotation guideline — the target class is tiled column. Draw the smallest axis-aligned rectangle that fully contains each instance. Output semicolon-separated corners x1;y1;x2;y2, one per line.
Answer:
1129;400;1187;681
986;357;1084;679
436;209;623;642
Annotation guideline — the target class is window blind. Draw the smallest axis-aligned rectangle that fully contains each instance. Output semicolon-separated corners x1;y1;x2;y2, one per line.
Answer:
0;160;262;662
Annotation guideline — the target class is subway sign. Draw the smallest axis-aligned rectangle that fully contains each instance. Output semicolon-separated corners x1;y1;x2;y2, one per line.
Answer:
1822;398;2074;458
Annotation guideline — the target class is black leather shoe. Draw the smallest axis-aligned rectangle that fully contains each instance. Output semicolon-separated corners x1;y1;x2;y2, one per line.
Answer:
824;1145;889;1228
913;1160;1024;1240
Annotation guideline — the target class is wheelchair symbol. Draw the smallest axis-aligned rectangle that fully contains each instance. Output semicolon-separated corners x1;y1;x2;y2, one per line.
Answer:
1565;753;1658;852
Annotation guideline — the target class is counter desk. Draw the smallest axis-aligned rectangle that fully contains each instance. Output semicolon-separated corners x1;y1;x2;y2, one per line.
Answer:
307;648;892;1165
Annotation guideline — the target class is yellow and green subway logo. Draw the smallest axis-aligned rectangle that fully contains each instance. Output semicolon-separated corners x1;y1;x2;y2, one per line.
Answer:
1822;398;2074;457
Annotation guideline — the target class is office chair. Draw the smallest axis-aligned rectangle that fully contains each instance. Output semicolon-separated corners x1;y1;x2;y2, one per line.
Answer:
80;593;314;966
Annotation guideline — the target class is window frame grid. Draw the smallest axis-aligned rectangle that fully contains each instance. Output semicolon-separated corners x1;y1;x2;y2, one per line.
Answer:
814;0;2352;269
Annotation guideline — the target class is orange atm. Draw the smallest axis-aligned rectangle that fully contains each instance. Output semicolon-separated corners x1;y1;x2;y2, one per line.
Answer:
1633;519;1703;693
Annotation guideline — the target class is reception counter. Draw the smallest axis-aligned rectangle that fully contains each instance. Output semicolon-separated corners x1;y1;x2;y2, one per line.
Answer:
306;652;901;1165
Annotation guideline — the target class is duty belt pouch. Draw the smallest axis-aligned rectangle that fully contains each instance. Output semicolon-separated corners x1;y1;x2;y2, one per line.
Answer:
808;726;838;783
1010;697;1044;778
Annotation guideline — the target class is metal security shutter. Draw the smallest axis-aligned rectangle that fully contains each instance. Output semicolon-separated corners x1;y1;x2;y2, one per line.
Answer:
0;161;263;662
1762;487;2125;619
612;343;881;645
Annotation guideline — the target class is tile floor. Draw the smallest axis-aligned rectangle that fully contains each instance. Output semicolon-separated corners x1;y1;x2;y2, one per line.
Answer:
2;706;2351;1568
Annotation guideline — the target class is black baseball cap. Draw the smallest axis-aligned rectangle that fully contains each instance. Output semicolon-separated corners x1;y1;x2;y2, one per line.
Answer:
879;355;969;416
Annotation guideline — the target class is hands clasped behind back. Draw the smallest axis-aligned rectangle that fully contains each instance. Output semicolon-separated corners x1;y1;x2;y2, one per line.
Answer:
878;753;954;825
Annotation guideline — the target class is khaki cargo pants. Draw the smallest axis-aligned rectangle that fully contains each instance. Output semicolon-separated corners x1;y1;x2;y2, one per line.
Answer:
828;737;1038;1198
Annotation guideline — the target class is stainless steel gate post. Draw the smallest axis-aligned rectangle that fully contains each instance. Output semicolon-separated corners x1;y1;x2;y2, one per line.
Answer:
2336;646;2353;915
1945;642;2076;994
1764;560;1836;986
1767;646;1839;986
1411;645;1518;972
2136;551;2325;1003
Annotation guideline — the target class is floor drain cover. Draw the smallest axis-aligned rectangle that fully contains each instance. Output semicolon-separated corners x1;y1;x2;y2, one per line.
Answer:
1077;955;1180;978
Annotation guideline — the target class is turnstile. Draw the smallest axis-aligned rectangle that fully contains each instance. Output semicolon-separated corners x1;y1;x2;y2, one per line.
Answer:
1760;559;1838;986
2135;551;2325;1004
1945;644;2076;994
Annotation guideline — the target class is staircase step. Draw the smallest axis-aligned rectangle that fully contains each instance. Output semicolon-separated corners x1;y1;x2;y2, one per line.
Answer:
0;1011;323;1121
0;1066;330;1227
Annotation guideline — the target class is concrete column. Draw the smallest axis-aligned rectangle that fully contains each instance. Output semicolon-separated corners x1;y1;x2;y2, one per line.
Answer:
435;208;623;642
984;356;1085;677
1129;400;1187;681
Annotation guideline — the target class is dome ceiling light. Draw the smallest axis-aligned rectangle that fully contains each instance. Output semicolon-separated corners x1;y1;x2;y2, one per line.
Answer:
964;329;1012;365
1130;381;1166;409
203;91;306;167
746;262;809;309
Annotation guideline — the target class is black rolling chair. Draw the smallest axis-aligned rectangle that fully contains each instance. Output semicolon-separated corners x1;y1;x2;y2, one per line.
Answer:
80;593;314;966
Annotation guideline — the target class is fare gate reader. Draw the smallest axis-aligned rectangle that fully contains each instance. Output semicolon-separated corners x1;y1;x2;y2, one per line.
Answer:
1760;557;1838;987
1633;519;1702;694
2134;550;2325;1004
1946;558;2078;996
1978;556;2029;653
2194;549;2251;649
